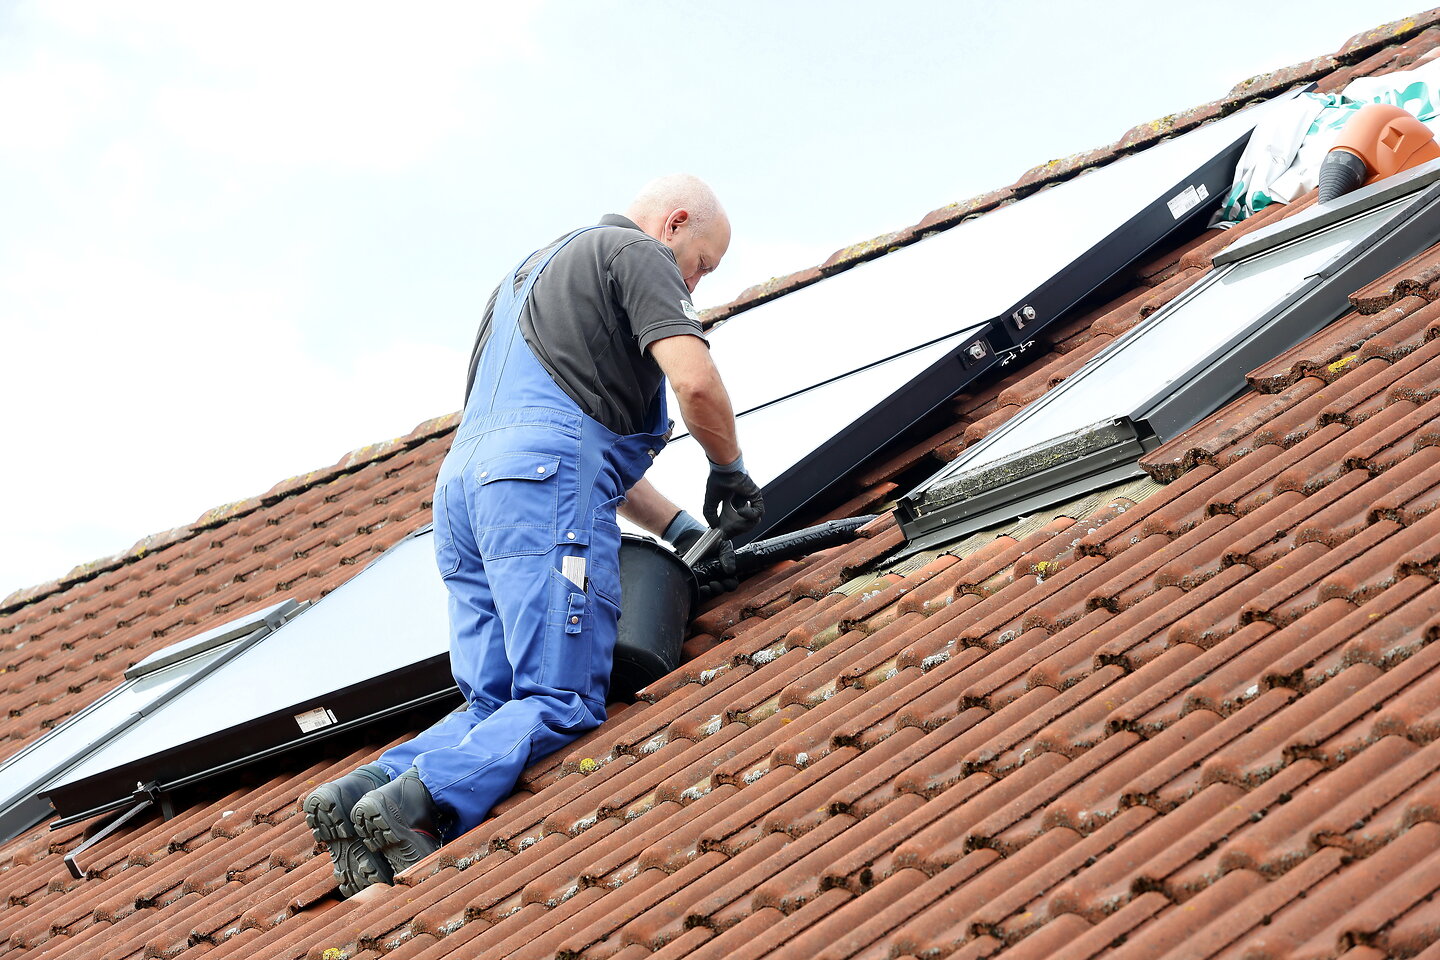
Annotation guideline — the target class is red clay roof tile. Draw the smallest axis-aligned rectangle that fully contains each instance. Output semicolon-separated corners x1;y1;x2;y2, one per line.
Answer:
14;15;1440;960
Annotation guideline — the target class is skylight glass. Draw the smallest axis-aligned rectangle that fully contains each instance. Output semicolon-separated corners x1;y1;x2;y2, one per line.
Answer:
956;197;1412;474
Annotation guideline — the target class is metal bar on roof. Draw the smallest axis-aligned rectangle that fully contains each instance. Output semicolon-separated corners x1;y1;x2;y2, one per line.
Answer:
1215;156;1440;266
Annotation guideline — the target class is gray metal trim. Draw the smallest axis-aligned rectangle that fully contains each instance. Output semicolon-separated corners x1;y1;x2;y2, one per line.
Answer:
125;598;300;679
911;419;1140;519
902;431;1149;542
1215;156;1440;266
904;458;1149;555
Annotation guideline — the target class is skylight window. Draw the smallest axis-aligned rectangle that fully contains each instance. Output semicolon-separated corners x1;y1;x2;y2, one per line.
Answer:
899;159;1440;548
0;599;299;842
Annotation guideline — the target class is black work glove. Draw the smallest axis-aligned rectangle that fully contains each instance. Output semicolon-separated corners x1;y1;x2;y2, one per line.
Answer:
703;462;765;540
674;528;739;601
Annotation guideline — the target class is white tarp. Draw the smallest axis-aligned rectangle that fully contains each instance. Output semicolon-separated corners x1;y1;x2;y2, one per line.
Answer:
1221;59;1440;222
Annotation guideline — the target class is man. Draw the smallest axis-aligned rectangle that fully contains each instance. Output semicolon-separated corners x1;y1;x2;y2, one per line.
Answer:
303;174;762;895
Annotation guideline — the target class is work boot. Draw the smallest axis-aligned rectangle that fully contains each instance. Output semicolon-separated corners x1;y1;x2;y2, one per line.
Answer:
303;763;395;896
351;768;443;877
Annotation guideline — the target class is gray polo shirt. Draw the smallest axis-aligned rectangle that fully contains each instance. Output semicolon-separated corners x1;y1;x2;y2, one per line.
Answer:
465;214;705;436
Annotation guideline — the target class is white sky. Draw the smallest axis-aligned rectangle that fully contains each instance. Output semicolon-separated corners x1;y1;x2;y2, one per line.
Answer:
0;0;1428;597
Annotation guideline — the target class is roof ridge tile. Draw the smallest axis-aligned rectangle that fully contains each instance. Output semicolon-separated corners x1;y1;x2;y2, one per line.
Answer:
1336;9;1440;63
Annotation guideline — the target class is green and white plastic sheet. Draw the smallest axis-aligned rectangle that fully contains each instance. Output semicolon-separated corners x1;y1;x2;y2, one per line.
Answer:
1222;60;1440;222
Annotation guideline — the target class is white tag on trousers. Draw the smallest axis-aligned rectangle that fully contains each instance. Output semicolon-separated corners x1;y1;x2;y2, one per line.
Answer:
561;556;587;590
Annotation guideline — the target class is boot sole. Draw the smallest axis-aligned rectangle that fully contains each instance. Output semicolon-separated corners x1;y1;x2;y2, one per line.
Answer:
351;793;441;877
303;786;394;896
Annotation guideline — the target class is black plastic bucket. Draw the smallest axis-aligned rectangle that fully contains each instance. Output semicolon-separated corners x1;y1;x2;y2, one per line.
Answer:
610;534;697;701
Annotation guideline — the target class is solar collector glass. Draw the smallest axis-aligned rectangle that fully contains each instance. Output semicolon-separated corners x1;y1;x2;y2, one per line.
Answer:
46;530;452;819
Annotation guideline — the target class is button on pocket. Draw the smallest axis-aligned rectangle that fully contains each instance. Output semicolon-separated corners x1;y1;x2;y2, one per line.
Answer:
564;590;586;634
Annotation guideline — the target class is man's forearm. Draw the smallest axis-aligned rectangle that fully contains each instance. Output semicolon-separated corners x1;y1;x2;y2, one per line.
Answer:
672;373;741;466
618;477;685;536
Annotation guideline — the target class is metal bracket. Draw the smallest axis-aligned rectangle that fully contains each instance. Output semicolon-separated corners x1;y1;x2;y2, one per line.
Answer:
63;781;169;879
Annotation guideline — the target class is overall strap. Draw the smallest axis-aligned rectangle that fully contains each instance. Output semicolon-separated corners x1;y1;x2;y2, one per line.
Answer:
485;224;609;410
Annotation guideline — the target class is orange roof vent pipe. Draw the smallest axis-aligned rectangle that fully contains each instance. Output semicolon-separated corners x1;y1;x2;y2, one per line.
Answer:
1318;103;1440;202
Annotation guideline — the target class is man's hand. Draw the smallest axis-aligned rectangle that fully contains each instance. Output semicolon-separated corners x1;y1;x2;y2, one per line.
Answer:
703;459;764;540
672;527;739;601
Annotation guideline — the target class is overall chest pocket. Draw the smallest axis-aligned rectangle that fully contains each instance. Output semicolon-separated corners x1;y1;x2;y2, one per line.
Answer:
473;452;562;558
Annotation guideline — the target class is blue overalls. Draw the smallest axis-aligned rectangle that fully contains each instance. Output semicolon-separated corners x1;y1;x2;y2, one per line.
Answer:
377;226;669;837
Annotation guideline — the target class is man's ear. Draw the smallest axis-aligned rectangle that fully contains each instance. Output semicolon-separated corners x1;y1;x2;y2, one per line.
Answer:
666;208;690;236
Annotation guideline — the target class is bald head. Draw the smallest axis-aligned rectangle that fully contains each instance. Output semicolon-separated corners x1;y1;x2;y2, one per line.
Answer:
626;174;731;295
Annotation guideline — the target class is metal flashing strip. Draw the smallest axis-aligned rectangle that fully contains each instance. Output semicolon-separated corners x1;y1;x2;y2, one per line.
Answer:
1215;156;1440;266
899;465;1159;560
902;433;1152;551
914;419;1141;517
899;177;1440;548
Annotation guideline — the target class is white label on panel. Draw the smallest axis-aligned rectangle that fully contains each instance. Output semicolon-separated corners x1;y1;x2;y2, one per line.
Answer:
295;707;338;733
1168;184;1204;220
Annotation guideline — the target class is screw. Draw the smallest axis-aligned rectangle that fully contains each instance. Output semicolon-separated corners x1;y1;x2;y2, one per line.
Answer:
967;342;987;361
1012;305;1037;328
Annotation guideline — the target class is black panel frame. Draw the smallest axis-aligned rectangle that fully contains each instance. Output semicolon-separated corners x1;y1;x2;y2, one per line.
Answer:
47;654;460;826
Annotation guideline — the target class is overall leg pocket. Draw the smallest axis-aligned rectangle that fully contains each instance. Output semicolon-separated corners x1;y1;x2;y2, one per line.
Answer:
432;483;462;579
543;566;595;694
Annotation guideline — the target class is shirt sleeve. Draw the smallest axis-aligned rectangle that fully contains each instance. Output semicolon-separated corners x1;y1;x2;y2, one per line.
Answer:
609;239;708;353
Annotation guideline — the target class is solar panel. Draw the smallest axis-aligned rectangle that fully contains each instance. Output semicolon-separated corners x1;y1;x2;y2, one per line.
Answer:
900;166;1440;547
45;531;455;825
0;600;297;842
655;91;1308;537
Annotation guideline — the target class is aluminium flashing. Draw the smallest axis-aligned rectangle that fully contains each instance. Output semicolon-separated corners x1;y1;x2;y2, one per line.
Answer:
898;178;1440;546
899;427;1152;552
124;598;300;679
1215;155;1440;266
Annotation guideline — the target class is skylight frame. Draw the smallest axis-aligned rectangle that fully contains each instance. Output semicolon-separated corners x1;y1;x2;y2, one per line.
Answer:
899;169;1440;549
